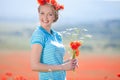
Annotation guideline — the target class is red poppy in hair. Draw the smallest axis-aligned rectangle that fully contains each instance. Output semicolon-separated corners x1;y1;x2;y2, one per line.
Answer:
37;0;64;10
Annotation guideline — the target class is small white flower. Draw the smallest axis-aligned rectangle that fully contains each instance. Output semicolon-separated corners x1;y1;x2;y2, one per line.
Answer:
79;37;85;40
72;33;78;36
85;34;92;38
82;28;88;31
66;32;71;35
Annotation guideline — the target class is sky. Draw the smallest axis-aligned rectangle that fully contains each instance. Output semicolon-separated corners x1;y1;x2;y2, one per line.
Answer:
0;0;120;22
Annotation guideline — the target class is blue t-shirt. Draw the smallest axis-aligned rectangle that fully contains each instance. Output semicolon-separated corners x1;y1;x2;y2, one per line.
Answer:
31;26;66;80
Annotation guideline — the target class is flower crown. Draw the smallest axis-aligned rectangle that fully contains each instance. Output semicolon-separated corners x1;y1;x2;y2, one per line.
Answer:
37;0;64;10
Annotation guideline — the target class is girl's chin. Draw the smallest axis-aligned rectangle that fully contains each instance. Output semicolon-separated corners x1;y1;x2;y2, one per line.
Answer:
41;23;50;27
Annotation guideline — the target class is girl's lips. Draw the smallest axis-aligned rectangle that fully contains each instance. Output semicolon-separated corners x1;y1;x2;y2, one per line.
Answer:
43;21;48;23
42;20;49;23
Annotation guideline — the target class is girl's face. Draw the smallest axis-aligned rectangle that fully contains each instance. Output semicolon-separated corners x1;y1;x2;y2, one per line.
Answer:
39;4;55;28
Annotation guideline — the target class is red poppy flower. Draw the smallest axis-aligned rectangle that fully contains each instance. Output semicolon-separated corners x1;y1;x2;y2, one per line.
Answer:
45;0;50;3
14;75;27;80
1;75;7;80
5;72;12;77
55;4;64;10
76;41;82;47
117;73;120;77
51;0;57;5
75;49;80;56
70;41;82;59
70;42;77;50
55;4;59;10
37;0;46;5
37;0;64;10
59;5;64;10
70;41;82;50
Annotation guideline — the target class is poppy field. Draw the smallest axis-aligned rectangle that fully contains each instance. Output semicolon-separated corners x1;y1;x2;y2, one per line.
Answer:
0;51;120;80
0;20;120;80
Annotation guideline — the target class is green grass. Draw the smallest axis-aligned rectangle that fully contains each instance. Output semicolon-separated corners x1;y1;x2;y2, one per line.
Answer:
0;23;120;53
0;33;120;54
0;36;30;51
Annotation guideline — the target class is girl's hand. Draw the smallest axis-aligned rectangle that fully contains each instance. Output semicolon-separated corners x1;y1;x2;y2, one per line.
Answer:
62;59;78;71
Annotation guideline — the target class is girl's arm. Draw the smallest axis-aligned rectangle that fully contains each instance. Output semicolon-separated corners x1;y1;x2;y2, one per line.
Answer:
31;44;77;72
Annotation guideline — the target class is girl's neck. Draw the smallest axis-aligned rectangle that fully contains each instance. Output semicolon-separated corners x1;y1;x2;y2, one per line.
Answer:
42;25;51;33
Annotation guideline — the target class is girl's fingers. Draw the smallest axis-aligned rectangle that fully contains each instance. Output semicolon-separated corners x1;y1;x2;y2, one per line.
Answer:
72;59;77;64
72;59;79;68
76;62;79;68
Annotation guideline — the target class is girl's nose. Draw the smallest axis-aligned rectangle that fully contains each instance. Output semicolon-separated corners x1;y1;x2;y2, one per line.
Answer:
44;15;48;20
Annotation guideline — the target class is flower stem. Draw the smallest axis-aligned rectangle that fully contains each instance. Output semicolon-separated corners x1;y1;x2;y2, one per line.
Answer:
72;50;76;59
72;50;76;72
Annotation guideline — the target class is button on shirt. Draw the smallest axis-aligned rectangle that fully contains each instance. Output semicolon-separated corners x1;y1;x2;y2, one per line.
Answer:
31;26;66;80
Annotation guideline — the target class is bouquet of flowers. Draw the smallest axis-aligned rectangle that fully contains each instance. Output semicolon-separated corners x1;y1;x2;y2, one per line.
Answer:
70;41;82;59
60;27;92;67
60;27;92;72
60;27;92;56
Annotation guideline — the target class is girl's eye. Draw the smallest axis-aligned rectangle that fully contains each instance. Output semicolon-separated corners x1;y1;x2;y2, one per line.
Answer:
49;13;53;16
40;12;44;15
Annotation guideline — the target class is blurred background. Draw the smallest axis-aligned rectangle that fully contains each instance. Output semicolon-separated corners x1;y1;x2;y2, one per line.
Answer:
0;0;120;80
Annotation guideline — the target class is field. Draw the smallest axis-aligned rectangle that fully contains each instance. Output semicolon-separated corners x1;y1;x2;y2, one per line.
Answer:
0;51;120;80
0;20;120;80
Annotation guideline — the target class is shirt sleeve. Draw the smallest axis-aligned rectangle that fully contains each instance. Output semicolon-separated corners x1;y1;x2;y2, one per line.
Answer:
30;29;45;48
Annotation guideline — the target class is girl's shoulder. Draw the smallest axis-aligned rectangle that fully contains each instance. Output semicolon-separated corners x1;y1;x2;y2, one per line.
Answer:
32;26;46;37
30;26;46;47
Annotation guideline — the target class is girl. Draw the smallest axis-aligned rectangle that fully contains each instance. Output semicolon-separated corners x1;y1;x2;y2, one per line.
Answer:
31;0;78;80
